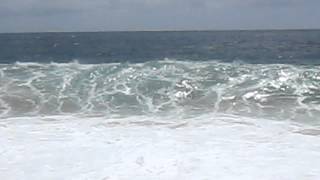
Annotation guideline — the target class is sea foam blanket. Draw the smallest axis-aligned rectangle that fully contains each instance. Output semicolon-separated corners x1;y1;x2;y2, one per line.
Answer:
1;114;320;180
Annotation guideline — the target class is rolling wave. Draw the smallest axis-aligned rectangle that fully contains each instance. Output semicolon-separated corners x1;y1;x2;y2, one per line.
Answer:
0;60;320;123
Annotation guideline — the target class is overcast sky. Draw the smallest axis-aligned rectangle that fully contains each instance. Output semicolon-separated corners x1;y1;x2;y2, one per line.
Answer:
0;0;319;33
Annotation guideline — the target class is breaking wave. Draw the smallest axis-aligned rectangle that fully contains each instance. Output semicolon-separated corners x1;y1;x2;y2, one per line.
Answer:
0;60;320;123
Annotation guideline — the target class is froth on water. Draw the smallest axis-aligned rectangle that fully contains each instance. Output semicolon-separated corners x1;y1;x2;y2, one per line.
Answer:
0;60;319;123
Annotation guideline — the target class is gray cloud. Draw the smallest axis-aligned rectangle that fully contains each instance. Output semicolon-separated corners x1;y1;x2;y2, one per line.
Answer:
251;0;320;7
0;0;319;32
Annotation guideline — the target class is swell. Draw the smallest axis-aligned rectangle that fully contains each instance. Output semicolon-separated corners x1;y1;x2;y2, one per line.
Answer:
0;60;320;122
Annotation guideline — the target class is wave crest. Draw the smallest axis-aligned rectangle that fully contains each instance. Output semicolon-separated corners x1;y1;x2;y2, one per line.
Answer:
0;60;320;122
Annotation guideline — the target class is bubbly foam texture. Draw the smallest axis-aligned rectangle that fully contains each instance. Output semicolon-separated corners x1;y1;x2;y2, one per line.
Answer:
1;114;320;180
0;60;320;122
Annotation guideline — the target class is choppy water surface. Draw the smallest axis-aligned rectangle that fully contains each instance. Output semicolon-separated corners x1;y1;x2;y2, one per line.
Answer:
0;30;320;123
1;30;320;180
0;60;319;124
1;30;320;64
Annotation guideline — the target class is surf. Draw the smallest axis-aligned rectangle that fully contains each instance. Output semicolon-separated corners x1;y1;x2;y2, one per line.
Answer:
0;60;319;124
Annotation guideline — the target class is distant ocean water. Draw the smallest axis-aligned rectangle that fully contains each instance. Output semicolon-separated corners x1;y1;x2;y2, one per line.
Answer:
1;30;320;180
1;30;320;64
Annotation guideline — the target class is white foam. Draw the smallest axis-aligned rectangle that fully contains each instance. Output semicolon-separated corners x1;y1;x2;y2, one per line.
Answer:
1;114;320;180
1;61;320;122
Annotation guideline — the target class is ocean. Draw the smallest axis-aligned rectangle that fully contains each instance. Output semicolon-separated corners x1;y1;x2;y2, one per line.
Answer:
1;30;320;179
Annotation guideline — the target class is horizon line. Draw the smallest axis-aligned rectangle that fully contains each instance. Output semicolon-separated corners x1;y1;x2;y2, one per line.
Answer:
1;28;320;34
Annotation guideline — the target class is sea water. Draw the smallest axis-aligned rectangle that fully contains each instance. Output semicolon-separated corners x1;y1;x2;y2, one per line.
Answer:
0;30;320;179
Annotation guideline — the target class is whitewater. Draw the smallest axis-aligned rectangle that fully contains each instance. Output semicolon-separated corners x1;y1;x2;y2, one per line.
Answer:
1;60;320;180
1;30;320;179
1;60;320;121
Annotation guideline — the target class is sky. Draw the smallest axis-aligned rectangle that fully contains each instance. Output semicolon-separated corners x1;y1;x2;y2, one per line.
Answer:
0;0;319;33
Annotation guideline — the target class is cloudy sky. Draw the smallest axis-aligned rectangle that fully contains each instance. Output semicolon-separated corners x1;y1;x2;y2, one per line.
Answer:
0;0;319;32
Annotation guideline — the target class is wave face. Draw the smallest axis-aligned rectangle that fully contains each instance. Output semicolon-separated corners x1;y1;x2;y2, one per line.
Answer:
0;60;319;123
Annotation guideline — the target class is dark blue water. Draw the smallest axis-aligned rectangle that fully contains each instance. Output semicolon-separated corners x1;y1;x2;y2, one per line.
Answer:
1;30;320;64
